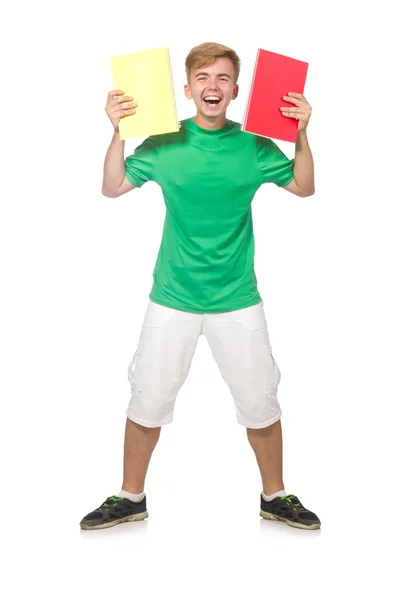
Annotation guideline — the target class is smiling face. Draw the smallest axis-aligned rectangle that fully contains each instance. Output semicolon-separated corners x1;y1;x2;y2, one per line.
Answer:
184;57;239;129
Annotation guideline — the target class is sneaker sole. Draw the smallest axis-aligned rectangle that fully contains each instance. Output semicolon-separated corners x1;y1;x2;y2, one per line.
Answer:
260;510;320;530
80;511;149;530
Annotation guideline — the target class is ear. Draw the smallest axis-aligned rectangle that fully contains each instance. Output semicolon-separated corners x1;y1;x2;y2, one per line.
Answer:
184;84;192;100
232;84;239;100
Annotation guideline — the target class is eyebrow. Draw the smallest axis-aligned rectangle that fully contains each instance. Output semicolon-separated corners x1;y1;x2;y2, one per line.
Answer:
195;72;232;79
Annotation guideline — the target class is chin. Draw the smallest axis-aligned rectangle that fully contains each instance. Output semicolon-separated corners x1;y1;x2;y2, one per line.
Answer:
200;106;227;118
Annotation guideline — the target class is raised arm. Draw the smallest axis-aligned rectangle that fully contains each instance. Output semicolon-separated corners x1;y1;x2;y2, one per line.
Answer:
280;92;315;197
102;90;138;198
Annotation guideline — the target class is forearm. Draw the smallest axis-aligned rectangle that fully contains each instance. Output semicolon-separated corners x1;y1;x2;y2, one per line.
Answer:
293;131;315;195
102;128;126;194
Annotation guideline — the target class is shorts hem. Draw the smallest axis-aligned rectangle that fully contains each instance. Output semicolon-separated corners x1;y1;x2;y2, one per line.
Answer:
126;412;173;428
238;412;282;429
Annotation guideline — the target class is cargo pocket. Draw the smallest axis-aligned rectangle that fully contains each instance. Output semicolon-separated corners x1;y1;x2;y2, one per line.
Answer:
127;349;143;393
260;343;282;389
271;352;282;386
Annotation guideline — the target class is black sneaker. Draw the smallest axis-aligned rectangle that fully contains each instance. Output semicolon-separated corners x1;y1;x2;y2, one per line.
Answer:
260;493;321;530
80;494;148;530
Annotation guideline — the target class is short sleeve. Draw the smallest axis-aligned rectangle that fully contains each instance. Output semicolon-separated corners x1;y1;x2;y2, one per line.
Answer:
125;136;159;188
256;136;295;187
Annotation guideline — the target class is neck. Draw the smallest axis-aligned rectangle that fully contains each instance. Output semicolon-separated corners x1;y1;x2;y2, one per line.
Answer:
193;112;227;130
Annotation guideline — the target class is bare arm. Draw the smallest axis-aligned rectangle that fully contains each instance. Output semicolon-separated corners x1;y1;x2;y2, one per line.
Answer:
282;132;315;197
102;90;138;198
101;128;136;197
281;93;315;197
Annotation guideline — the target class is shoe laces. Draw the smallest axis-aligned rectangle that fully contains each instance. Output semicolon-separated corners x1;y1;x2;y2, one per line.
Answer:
280;494;304;509
100;496;124;508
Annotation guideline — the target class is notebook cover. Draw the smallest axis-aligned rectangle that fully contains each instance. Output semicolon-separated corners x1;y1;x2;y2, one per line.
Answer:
241;49;308;143
110;47;180;140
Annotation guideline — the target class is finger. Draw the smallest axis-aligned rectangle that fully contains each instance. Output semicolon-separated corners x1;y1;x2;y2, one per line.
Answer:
280;107;305;116
281;111;306;120
287;92;306;100
282;95;300;106
288;93;309;107
282;96;308;108
121;111;136;117
118;106;137;115
114;96;134;104
281;107;311;117
118;101;137;108
108;91;135;104
280;106;301;113
115;94;134;101
108;97;135;110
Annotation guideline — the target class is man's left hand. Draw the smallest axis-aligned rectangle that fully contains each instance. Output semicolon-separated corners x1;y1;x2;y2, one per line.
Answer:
280;92;312;133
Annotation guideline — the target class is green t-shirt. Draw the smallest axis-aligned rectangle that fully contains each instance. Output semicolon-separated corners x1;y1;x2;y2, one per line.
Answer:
125;117;294;314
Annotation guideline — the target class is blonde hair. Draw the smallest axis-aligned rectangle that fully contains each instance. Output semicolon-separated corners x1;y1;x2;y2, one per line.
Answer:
185;42;240;84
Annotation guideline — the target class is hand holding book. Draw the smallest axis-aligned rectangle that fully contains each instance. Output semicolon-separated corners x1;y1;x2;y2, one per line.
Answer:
105;90;138;132
280;92;312;133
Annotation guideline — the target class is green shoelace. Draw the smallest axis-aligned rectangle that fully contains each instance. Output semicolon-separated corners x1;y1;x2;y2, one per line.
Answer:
281;494;304;509
100;496;124;508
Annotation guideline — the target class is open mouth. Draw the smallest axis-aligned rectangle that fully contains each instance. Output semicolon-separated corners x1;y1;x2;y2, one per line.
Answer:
203;96;222;109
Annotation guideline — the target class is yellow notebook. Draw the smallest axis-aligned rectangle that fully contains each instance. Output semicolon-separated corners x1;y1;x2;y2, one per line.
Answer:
110;47;180;140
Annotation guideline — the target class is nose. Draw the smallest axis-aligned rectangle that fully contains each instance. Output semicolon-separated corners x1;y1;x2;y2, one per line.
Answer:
206;82;221;93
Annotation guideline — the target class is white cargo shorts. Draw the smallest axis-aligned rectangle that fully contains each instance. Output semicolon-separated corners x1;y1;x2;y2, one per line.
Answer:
127;300;282;429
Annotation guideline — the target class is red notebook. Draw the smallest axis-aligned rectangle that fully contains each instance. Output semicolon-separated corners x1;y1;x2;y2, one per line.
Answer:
241;49;309;143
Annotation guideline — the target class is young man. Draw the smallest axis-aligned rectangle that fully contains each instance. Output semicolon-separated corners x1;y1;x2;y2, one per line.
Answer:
80;42;320;531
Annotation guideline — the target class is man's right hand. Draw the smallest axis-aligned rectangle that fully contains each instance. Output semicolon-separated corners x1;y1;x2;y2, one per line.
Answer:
105;90;138;131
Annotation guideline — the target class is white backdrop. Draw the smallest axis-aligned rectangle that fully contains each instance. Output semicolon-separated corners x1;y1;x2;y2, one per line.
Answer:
1;0;396;598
